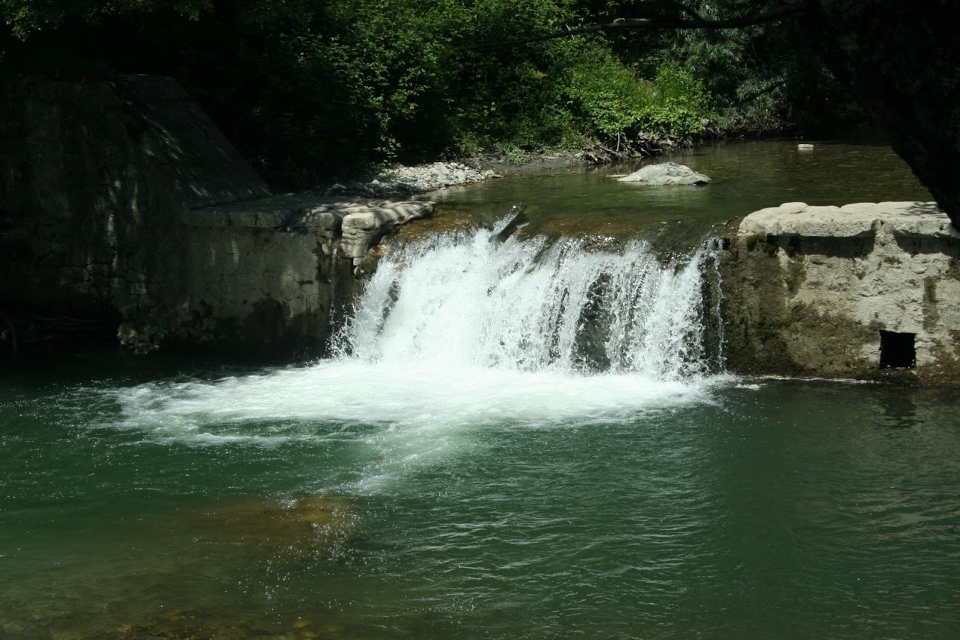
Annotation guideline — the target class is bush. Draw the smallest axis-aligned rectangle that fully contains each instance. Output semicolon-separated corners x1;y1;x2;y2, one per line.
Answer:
1;0;847;186
568;51;713;141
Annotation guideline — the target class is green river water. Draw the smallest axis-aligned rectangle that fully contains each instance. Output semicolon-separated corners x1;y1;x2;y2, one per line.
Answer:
425;137;932;252
3;139;959;640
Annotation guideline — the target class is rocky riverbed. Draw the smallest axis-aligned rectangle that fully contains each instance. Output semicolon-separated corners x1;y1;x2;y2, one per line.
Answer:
322;153;588;198
325;162;501;197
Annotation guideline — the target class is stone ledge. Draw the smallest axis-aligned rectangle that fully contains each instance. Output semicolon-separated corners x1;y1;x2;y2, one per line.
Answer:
180;194;434;259
738;201;958;240
723;200;960;385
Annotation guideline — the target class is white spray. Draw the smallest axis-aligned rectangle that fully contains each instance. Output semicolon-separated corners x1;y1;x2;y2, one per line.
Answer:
335;225;719;381
110;222;725;491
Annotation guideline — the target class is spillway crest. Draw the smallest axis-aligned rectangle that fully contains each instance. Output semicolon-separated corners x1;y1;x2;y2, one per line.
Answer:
336;226;721;380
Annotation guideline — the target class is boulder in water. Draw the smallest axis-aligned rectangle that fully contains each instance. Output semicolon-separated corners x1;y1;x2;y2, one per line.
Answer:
617;162;710;185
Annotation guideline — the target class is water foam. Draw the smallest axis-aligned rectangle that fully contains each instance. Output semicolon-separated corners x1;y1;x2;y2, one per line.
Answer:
337;228;717;377
111;225;725;489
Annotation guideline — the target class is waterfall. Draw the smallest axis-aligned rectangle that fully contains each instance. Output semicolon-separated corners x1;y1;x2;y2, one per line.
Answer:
109;220;725;475
334;223;721;381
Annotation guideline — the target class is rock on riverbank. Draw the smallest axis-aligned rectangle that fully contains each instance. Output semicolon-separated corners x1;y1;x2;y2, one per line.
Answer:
327;162;499;197
618;162;710;185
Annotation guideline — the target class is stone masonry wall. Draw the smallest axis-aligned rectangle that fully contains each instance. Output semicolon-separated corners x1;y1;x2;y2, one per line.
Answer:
0;75;270;347
162;197;431;356
721;201;960;384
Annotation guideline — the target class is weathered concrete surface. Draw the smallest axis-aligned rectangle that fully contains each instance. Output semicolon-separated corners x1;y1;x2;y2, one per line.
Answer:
618;162;710;185
722;201;960;384
0;75;269;350
184;195;432;259
159;196;432;355
0;75;431;357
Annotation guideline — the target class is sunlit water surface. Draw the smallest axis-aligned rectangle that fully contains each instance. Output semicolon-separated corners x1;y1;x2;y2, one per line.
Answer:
3;140;958;640
4;370;960;639
419;137;932;252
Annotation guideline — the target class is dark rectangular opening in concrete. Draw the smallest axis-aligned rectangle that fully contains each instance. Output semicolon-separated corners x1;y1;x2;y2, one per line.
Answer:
879;331;916;369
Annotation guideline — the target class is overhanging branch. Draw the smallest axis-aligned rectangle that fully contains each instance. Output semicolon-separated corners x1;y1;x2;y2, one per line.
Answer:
463;4;804;50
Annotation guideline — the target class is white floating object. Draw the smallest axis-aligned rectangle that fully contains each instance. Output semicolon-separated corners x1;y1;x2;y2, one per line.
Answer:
797;143;814;150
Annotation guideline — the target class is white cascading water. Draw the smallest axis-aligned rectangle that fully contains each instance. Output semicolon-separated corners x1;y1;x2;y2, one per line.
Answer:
336;226;716;379
110;221;726;491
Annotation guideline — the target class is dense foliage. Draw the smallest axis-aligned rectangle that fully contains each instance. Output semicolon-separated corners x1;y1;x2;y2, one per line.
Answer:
1;0;854;188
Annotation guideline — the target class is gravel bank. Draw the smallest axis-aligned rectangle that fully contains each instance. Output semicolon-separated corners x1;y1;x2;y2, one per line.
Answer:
325;162;500;197
322;152;587;198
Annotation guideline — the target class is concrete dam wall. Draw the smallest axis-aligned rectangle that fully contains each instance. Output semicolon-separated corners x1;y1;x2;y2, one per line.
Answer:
0;75;429;356
720;201;960;385
3;75;958;385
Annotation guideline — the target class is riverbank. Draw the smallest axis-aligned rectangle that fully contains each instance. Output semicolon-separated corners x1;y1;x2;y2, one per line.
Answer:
310;134;709;199
315;152;588;199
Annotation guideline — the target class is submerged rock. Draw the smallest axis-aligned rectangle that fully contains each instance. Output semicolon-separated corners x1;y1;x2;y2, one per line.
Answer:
617;162;710;185
388;206;479;244
10;494;360;640
491;204;529;243
190;494;355;566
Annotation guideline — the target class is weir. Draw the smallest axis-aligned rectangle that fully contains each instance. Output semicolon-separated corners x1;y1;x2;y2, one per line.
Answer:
335;220;722;380
110;220;726;489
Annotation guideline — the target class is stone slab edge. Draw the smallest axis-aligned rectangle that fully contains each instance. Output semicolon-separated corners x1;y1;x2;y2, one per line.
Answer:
179;194;434;258
738;201;960;239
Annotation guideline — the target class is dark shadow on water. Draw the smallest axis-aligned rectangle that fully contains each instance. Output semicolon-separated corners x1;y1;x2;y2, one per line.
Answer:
869;386;920;429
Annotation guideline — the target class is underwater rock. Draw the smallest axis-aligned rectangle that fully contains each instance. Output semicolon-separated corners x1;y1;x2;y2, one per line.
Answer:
617;162;710;185
491;204;529;243
9;494;360;640
388;206;479;244
190;494;355;566
85;608;342;640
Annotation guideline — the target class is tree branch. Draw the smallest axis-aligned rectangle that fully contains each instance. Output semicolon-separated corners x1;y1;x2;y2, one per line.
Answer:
463;5;804;50
730;78;791;107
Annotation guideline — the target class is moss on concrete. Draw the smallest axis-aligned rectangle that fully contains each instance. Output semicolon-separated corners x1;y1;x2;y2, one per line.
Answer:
720;234;802;375
721;234;877;379
722;202;960;386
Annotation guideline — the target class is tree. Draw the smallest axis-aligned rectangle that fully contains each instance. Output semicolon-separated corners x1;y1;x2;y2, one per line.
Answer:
0;0;210;39
488;0;960;228
798;1;960;229
5;0;958;223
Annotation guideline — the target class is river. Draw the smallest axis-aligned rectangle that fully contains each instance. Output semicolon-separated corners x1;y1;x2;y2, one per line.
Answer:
2;139;959;639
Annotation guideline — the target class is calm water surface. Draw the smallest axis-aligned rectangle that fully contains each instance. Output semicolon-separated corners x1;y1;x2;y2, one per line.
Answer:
423;138;931;251
2;140;958;640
